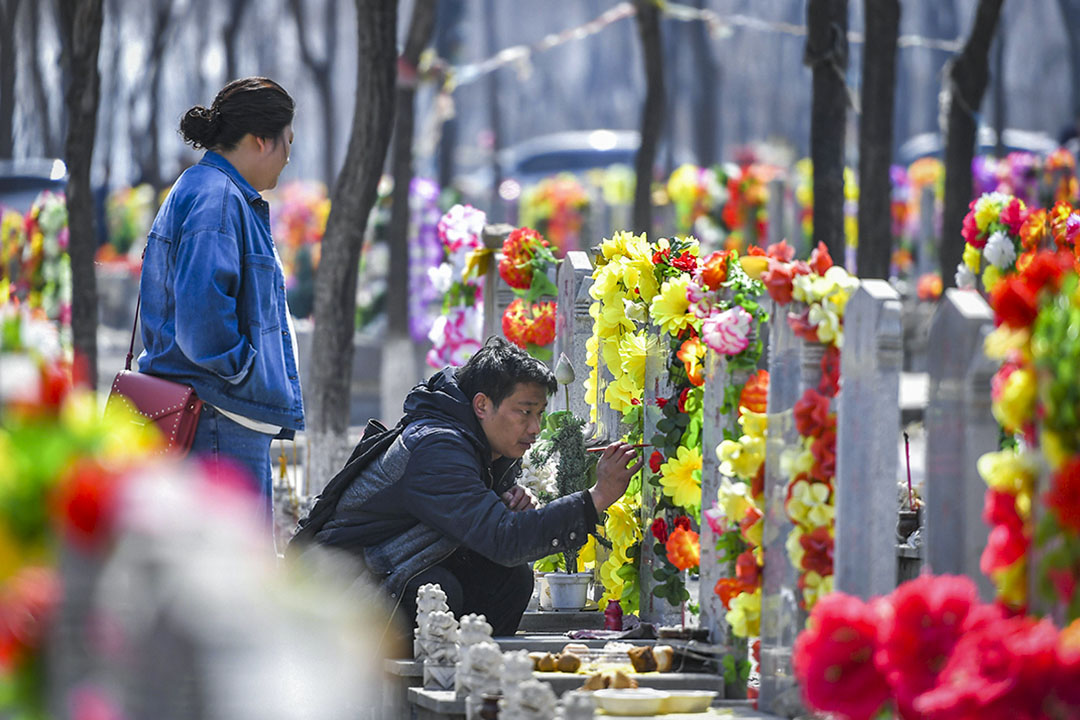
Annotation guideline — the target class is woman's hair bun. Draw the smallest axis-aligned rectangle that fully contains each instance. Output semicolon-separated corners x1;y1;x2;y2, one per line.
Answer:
179;105;219;149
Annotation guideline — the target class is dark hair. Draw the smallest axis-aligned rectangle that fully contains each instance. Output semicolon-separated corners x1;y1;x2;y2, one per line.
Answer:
457;337;557;407
179;77;294;151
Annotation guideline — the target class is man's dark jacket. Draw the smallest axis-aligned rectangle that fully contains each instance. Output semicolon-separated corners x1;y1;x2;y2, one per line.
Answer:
314;368;597;605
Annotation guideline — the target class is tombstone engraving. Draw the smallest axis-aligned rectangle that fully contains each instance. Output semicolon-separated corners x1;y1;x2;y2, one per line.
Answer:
924;289;996;600
481;224;516;342
553;250;594;419
835;280;903;599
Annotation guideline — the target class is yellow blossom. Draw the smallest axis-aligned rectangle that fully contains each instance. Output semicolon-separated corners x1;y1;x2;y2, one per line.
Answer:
982;265;1002;292
786;479;834;529
990;557;1027;609
991;367;1036;431
619;331;651;386
659;445;702;509
744;514;764;547
739;410;768;439
976;449;1037;499
716;477;753;525
801;571;833;611
974;194;1003;232
808;302;842;347
983;325;1030;361
1041;430;1071;473
780;442;815;479
649;276;695;336
717;436;765;479
726;587;761;638
605;494;643;548
963;243;982;273
786;526;805;571
604;373;641;415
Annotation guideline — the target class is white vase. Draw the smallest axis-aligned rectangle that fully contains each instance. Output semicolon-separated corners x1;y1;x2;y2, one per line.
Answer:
545;572;592;611
535;572;553;611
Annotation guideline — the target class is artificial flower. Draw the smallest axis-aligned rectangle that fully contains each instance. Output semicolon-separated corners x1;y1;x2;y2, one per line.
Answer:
739;369;769;414
738;409;768;440
650;517;669;543
1046;456;1080;534
717;436;765;480
715;477;754;524
676;335;706;386
658;445;702;509
786;479;834;529
793;592;889;720
649;276;696;336
990;276;1040;329
665;526;700;571
498;226;550;289
605;494;643;548
794;389;831;438
962;242;983;274
982;264;1002;292
726;587;761;638
698;250;731;290
648;450;664;474
714;577;754;611
955;263;976;290
703;501;727;535
799;526;833;576
990;366;1036;433
618;331;651;387
983;230;1017;270
701;306;753;356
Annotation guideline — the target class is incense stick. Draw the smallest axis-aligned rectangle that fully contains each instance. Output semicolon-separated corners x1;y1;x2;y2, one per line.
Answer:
903;431;914;509
586;443;651;453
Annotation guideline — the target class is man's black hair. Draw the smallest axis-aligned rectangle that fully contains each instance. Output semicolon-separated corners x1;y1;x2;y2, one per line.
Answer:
457;337;557;407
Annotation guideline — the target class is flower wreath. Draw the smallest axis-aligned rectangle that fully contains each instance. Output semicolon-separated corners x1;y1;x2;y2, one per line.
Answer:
426;204;487;368
498;227;559;360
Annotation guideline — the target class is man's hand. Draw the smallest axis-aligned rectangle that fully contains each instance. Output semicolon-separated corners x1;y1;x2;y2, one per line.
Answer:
590;442;645;514
501;484;537;512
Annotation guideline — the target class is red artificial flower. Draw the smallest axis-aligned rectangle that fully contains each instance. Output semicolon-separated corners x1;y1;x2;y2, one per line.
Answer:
989;276;1040;329
502;298;556;348
1050;201;1079;248
916;273;944;302
677;386;691;414
739;505;763;540
810;422;837;482
766;240;795;262
793;592;890;720
808;241;833;275
980;491;1028;577
799;526;833;576
762;258;796;304
649;451;665;474
794;388;831;439
787;308;821;344
523;301;556;346
1056;618;1080;707
714;577;754;610
650;517;670;543
876;574;981;710
1019;249;1071;297
673;515;692;532
735;549;760;587
745;244;766;257
962;203;984;248
1000;197;1028;236
699;250;732;290
739;369;769;414
914;614;1059;719
1019;208;1048;251
677;336;706;387
655;397;668;409
671;250;697;273
818;345;841;398
665;527;700;571
1046;456;1080;534
751;465;765;499
652;247;672;265
499;227;548;289
51;459;126;551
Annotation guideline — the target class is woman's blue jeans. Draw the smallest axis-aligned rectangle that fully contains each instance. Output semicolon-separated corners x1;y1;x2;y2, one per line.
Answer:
189;404;274;535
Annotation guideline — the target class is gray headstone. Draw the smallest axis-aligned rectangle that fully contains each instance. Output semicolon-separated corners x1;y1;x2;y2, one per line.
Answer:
481;224;515;343
916;185;937;279
758;302;807;717
638;329;683;626
552;251;594;421
835;280;903;599
699;349;752;646
766;178;787;250
924;289;996;600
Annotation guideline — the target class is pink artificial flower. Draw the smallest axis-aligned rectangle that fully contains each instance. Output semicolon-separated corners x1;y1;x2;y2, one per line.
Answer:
703;501;727;535
701;306;753;356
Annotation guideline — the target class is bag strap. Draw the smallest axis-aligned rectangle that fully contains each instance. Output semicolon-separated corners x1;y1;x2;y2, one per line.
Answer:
126;246;148;372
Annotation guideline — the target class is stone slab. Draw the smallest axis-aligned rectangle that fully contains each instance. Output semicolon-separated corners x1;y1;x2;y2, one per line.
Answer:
519;609;604;633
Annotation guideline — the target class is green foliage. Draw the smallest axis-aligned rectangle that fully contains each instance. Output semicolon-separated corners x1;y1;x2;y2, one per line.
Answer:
532;410;597;571
721;654;752;686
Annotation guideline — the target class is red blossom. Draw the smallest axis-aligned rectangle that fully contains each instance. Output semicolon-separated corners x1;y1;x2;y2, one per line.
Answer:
810;422;837;482
989;276;1040;329
673;515;692;532
1019;209;1048;251
735;549;760;587
746;245;766;256
1000;198;1028;236
51;459;126;551
499;227;547;289
649;451;664;474
762;258;795;304
655;397;668;409
876;574;981;710
962;204;984;248
794;389;831;438
787;308;821;344
766;240;796;262
739;369;769;414
650;517;670;543
1046;456;1080;534
699;250;732;289
818;345;841;398
739;506;763;541
665;527;700;571
751;465;765;499
677;387;691;414
793;592;890;720
799;526;833;576
1019;249;1072;297
809;242;834;275
652;248;672;265
913;615;1059;719
671;250;697;273
714;577;754;610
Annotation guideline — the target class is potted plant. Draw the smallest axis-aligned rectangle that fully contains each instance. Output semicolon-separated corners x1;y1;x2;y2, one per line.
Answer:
528;354;597;611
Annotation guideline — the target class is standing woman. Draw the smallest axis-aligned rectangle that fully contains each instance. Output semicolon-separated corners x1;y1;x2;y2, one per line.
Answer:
138;77;304;540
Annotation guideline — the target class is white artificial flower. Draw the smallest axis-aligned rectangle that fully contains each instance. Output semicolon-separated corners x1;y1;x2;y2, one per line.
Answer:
428;263;453;294
955;263;976;289
982;230;1016;270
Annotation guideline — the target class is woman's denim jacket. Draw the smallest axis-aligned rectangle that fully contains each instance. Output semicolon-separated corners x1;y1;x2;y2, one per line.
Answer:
137;152;304;435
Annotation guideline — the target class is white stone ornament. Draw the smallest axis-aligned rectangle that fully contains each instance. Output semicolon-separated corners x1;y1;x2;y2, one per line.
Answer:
421;610;459;691
557;690;595;720
500;678;558;720
414;583;450;660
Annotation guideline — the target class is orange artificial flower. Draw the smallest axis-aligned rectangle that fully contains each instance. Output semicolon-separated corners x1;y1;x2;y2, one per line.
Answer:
665;527;700;571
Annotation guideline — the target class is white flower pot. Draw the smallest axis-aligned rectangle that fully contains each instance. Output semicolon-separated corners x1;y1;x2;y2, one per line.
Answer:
545;572;592;611
536;572;553;611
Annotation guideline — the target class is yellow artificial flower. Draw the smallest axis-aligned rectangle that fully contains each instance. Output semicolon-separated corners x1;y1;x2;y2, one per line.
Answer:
974;194;1003;232
982;265;1002;292
600;230;642;261
619;331;651;386
991;367;1036;431
649;276;695;336
780;441;815;479
604;373;641;415
739;410;768;439
786;479;834;529
716;477;753;525
983;325;1030;361
1041;430;1072;473
667;164;704;208
597;294;636;335
990;557;1027;609
606;494;643;548
976;448;1038;499
808;302;842;347
576;534;597;571
659;445;703;509
717;436;765;480
963;242;982;273
726;587;761;638
786;526;805;571
590;264;622;301
744;513;764;547
801;571;833;611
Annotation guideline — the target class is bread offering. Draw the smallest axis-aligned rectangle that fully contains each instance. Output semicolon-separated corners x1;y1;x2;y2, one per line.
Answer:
579;668;638;690
626;645;657;673
652;644;674;672
561;642;591;656
536;652;557;672
554;652;582;673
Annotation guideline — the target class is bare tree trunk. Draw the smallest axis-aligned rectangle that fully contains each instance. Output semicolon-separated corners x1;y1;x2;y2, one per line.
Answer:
482;0;502;218
287;0;339;185
856;0;899;279
139;0;173;188
307;0;397;494
805;0;849;265
223;0;252;83
382;0;435;424
689;0;717;167
57;0;104;388
991;22;1006;158
1059;0;1080;122
0;0;21;159
28;0;58;157
633;0;664;236
940;0;1004;288
99;0;121;186
434;0;464;190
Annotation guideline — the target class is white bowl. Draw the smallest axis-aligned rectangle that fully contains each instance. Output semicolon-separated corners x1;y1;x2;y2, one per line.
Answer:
661;689;718;713
592;688;669;716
